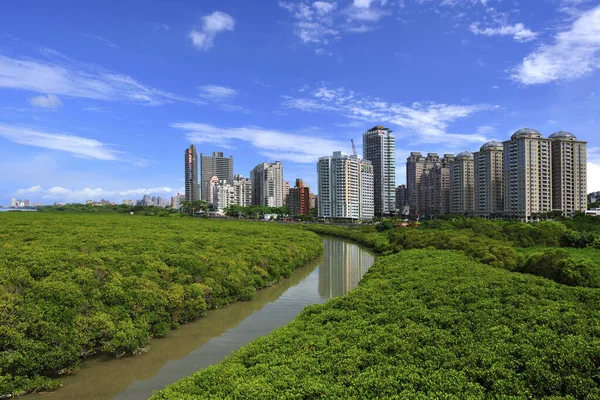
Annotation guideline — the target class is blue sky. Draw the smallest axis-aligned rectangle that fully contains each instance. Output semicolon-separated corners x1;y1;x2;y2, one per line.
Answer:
1;0;599;204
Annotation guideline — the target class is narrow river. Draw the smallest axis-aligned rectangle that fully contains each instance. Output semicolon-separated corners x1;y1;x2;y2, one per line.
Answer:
31;237;375;400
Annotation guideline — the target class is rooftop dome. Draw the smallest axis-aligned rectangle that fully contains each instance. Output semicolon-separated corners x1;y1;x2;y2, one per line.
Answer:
512;127;542;140
456;151;474;160
480;140;503;152
549;130;577;140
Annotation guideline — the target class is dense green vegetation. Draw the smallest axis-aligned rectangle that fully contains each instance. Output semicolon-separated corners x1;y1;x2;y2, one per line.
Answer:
306;216;600;288
0;213;323;396
153;250;600;399
38;203;185;216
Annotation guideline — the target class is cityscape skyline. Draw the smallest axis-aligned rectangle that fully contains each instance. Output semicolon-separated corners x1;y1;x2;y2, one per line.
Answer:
1;1;600;204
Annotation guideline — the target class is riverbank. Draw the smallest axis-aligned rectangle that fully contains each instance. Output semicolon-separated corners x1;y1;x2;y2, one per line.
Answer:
0;213;323;397
153;249;600;399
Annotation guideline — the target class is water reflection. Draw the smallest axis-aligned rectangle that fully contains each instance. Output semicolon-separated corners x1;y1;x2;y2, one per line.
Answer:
28;236;375;400
319;238;376;298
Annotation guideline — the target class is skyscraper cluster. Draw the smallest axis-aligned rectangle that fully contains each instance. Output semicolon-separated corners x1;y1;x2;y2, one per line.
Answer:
407;128;587;221
317;126;396;220
182;146;314;215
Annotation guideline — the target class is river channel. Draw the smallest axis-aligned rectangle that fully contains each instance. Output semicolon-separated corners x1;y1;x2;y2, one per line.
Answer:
30;236;375;400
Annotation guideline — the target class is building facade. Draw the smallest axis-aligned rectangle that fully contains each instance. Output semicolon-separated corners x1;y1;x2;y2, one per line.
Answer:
363;125;396;216
503;128;553;221
317;151;374;220
395;184;407;213
420;163;452;217
184;145;199;203
474;141;504;218
250;161;284;207
200;152;234;202
287;179;311;216
550;131;587;215
450;151;475;215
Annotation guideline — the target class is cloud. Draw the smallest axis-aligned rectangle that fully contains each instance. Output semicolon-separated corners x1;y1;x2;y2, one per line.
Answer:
0;123;145;164
510;5;600;85
13;185;175;202
198;84;238;100
279;1;339;44
28;94;63;109
82;33;118;48
470;22;537;42
282;86;497;146
189;11;235;50
172;122;349;163
151;23;171;31
0;53;203;106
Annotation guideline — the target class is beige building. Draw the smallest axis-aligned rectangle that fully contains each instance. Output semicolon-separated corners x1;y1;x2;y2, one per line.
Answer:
419;162;452;217
549;130;587;215
503;128;552;221
474;141;504;218
317;151;374;220
407;153;454;217
450;151;475;215
200;152;233;202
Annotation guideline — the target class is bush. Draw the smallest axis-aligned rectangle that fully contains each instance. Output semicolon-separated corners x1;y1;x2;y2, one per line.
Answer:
519;249;599;288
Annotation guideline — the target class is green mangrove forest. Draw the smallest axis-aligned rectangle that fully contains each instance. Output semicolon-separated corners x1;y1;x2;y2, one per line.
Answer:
154;215;600;399
0;213;323;396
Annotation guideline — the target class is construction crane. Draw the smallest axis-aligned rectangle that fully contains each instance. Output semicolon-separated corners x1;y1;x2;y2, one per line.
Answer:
351;139;357;156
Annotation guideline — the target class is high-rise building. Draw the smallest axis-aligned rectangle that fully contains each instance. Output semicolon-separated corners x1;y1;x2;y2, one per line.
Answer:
503;128;552;221
200;152;234;202
211;175;253;210
317;151;374;220
184;145;199;203
549;130;587;215
407;153;453;217
309;193;318;210
474;141;504;218
250;161;284;207
287;179;311;216
283;181;290;205
420;162;452;217
450;151;475;215
363;125;396;216
395;185;407;212
233;175;252;207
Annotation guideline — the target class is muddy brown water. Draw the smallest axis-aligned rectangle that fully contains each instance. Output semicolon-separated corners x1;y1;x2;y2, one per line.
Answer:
28;237;376;400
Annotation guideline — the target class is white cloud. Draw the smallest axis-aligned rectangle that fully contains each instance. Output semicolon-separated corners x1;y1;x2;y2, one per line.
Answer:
588;162;600;192
0;123;144;164
189;11;235;50
13;185;175;202
282;86;497;146
82;33;118;48
511;5;600;85
198;85;238;100
29;94;63;109
172;122;349;163
279;1;339;44
0;54;203;106
470;22;537;42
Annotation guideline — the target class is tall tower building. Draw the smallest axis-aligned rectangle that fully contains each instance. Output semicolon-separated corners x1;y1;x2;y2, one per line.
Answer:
287;179;311;216
200;152;234;202
184;145;199;203
474;141;504;218
395;185;407;212
250;161;284;207
363;125;396;216
317;151;374;220
503;128;552;221
549;130;587;215
450;151;475;215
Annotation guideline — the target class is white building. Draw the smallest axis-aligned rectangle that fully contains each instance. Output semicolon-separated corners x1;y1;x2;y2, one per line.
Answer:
211;175;253;210
549;131;587;216
363;125;396;216
317;151;374;220
250;161;284;207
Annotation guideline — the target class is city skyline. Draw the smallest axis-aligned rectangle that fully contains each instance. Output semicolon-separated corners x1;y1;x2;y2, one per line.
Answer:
2;1;600;204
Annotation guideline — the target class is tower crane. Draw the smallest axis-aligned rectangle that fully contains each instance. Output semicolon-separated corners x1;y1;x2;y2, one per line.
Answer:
351;139;357;156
